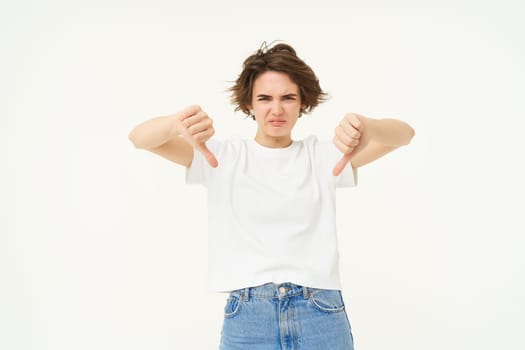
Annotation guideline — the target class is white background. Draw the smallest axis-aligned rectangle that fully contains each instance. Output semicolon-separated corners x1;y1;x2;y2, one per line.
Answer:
2;0;524;349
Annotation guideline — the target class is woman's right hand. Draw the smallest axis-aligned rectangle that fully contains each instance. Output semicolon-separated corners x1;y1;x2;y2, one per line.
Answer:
173;105;218;168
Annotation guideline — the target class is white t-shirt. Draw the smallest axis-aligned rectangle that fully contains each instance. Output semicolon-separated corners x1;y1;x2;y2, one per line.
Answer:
186;135;357;292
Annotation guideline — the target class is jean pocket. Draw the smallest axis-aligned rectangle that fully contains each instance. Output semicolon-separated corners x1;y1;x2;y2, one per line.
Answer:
308;289;346;313
224;293;242;318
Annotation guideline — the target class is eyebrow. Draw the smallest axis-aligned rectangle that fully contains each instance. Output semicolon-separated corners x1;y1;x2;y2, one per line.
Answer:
256;93;298;98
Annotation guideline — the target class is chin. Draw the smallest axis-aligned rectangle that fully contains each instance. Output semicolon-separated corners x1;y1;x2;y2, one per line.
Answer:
268;130;290;138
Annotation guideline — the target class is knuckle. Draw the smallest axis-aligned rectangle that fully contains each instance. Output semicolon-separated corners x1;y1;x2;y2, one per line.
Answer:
194;134;204;143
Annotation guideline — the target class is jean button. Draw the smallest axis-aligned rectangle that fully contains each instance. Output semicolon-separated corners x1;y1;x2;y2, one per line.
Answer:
279;286;287;294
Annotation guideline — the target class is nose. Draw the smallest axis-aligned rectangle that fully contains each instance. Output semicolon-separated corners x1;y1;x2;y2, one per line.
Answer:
270;100;284;115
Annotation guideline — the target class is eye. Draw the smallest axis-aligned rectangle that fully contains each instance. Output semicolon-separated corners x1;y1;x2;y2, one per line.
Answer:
283;95;296;100
257;96;270;101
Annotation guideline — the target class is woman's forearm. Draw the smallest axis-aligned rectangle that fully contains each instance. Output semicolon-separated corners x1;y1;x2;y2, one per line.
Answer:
367;117;415;147
128;115;180;149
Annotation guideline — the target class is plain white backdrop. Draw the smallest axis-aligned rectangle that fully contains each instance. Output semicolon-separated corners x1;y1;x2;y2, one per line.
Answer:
2;0;524;349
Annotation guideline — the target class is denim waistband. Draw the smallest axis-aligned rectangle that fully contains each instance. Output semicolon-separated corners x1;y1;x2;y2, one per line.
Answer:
230;282;315;301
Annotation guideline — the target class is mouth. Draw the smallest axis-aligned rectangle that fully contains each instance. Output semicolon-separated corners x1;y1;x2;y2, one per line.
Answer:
267;119;286;127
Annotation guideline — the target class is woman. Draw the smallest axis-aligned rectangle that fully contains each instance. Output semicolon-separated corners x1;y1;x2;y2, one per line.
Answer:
129;42;414;350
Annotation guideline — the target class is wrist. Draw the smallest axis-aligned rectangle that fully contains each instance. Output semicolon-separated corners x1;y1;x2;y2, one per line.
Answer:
168;115;183;138
362;116;378;140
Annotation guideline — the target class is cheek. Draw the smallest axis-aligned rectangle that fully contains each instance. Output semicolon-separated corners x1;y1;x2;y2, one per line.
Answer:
254;115;265;126
287;102;301;111
253;105;268;115
286;104;297;113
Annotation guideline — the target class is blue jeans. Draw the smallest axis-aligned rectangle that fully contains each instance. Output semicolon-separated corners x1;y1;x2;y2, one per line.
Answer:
219;282;355;350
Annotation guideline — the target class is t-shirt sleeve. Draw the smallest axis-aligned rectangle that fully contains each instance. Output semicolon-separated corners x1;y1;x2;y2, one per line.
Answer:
185;139;221;187
315;138;358;188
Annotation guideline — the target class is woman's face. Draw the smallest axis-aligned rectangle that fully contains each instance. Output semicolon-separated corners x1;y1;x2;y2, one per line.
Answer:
249;70;303;147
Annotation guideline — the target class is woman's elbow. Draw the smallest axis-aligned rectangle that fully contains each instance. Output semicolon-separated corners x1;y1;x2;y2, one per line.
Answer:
406;125;415;145
128;129;143;149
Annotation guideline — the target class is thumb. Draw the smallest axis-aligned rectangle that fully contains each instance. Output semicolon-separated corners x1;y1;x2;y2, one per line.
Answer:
196;143;218;168
332;154;351;176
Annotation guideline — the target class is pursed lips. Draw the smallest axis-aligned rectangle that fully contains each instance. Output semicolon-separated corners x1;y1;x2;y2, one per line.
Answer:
267;119;286;126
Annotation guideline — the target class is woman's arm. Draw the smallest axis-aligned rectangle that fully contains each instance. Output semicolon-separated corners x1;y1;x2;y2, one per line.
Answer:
333;113;415;174
128;105;218;168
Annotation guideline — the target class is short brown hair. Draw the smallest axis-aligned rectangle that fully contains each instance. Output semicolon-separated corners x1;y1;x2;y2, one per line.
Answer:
229;42;328;116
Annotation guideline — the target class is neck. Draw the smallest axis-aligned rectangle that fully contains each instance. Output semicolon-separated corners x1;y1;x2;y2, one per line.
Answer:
254;132;292;148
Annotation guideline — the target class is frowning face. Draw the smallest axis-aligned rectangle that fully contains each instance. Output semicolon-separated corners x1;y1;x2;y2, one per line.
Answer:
249;70;304;148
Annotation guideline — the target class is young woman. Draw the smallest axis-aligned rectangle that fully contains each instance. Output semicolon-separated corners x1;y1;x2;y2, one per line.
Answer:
129;42;414;350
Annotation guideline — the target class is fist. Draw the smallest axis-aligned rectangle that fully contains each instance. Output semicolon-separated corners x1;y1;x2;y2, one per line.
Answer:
175;105;218;168
332;113;366;176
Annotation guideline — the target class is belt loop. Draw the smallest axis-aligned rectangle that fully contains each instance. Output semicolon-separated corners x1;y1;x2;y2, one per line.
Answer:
302;286;311;299
242;287;250;301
